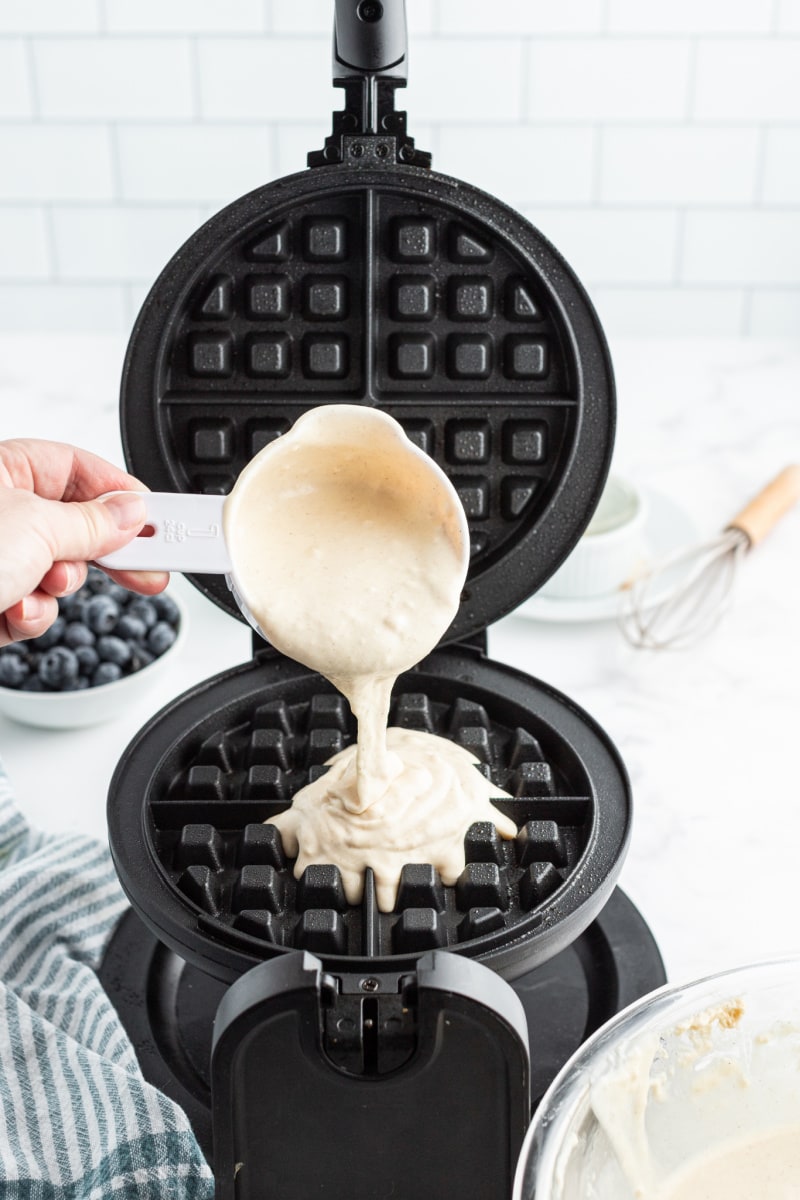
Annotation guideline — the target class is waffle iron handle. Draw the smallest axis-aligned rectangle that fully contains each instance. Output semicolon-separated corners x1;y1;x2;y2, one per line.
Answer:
308;0;430;166
211;950;531;1200
334;0;407;79
95;491;233;573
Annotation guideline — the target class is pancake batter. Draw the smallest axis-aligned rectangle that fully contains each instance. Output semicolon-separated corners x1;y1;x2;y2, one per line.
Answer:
656;1126;800;1200
223;405;516;911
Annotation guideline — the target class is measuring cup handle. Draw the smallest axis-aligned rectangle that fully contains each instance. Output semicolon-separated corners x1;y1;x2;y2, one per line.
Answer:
95;492;233;574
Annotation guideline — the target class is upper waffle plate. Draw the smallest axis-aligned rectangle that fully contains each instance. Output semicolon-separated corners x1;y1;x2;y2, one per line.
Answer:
120;165;615;643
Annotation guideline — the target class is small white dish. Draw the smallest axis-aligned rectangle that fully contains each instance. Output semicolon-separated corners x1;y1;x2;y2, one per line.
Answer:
540;475;648;602
515;491;698;624
0;590;187;730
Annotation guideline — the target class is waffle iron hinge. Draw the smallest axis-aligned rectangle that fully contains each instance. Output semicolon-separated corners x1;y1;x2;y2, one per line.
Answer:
308;0;432;169
320;969;419;1076
211;949;531;1200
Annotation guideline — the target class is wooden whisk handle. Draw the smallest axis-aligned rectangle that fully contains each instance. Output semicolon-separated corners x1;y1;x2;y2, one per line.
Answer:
727;465;800;547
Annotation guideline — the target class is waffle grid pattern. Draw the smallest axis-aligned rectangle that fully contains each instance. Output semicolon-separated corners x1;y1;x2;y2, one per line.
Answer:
157;188;577;567
151;687;592;960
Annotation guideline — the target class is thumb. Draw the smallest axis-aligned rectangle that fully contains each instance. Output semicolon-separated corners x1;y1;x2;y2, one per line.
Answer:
42;491;147;563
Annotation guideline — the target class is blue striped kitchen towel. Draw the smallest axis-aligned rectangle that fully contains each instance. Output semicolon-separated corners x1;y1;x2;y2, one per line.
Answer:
0;757;214;1198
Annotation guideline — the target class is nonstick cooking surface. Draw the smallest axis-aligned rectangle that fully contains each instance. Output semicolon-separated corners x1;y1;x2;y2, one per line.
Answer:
109;647;630;983
121;168;614;643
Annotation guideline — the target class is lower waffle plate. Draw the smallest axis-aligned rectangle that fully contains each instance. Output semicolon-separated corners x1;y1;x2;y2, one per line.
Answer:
108;644;631;982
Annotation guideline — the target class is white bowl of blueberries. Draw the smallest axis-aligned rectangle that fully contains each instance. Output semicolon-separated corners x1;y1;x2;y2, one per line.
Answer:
0;567;186;730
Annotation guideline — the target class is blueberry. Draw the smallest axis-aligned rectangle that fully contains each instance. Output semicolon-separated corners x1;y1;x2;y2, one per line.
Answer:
114;614;147;642
59;591;82;615
75;646;100;676
126;598;157;631
0;654;29;687
129;643;155;671
30;616;66;651
151;592;180;626
87;571;128;603
85;595;120;635
147;622;177;657
3;643;29;658
63;676;90;691
63;621;96;649
38;646;79;690
21;677;45;692
92;662;123;687
96;636;131;667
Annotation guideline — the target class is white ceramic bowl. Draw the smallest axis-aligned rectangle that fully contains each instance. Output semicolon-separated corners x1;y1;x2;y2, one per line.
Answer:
515;957;800;1200
540;474;648;600
0;590;187;730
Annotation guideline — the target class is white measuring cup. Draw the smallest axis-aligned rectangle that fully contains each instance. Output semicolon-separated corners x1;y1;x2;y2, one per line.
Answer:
95;488;270;632
96;405;470;642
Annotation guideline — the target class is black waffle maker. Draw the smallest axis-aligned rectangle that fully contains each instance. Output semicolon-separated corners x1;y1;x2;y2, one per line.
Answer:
99;4;666;1196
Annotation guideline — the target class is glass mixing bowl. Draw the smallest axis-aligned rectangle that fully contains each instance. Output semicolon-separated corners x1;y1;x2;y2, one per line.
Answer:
514;957;800;1200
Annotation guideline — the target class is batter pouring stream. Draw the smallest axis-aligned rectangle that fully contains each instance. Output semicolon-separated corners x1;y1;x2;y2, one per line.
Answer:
223;405;516;912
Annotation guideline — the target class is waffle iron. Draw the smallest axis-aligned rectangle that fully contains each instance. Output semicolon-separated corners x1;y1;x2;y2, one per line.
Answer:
99;4;666;1196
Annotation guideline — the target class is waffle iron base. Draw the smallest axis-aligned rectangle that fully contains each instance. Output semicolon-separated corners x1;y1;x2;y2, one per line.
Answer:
99;888;664;1164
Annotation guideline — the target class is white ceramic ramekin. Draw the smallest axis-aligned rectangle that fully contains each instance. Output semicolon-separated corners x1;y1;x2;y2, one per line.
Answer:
540;474;648;600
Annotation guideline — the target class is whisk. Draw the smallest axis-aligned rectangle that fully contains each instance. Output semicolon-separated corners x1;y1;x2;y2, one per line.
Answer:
620;466;800;650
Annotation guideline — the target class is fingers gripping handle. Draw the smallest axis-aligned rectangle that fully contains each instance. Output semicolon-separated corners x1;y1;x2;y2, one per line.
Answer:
96;492;233;573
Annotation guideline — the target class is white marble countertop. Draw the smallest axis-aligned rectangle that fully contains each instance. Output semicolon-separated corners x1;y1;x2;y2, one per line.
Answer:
0;335;798;990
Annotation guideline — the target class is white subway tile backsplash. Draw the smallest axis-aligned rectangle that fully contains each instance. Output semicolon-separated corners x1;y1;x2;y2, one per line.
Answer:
0;126;114;201
0;283;126;331
749;289;800;336
438;0;604;34
0;208;50;278
0;39;33;117
776;0;800;32
682;211;800;284
694;40;800;121
762;129;800;204
197;38;335;120
275;123;329;175
272;0;435;35
607;0;772;34
0;16;798;337
124;280;152;326
592;287;746;337
600;127;760;205
405;40;524;121
52;206;204;281
528;39;692;122
104;0;266;34
522;208;679;285
34;38;195;120
117;125;274;203
438;126;595;206
0;1;99;34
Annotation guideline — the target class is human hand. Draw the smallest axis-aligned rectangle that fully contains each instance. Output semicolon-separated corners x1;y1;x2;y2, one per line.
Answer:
0;439;169;645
